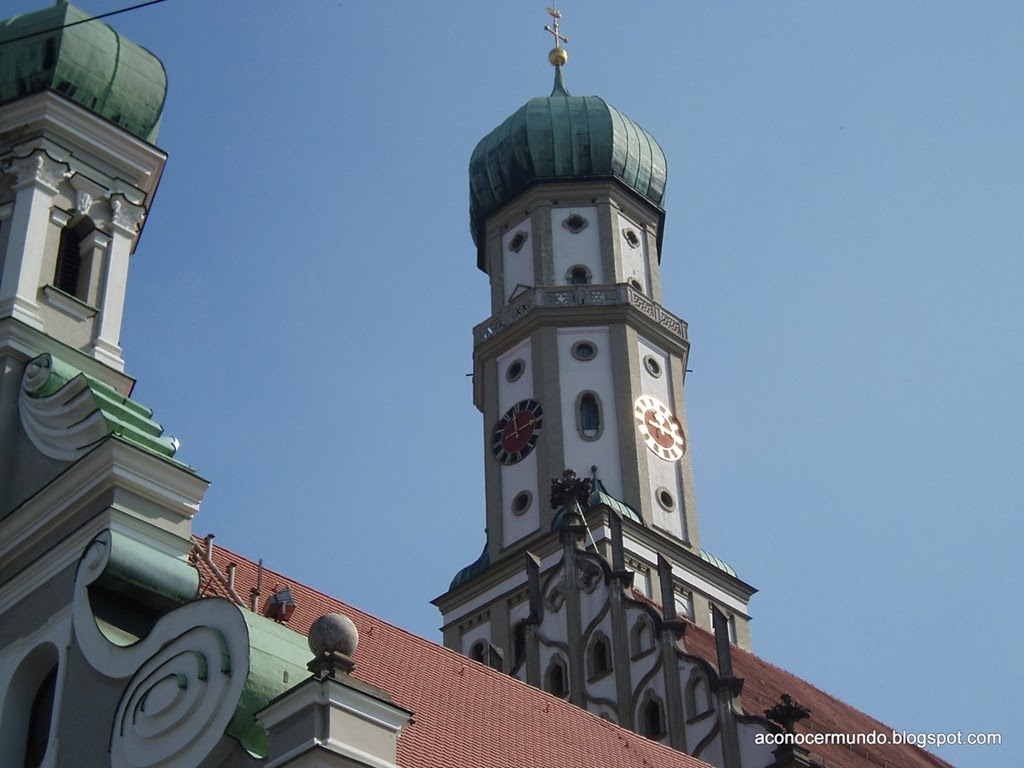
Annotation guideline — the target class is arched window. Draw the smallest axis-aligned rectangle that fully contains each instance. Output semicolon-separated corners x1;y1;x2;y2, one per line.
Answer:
587;633;612;679
630;616;655;659
24;666;57;768
567;265;591;285
469;641;487;664
0;644;59;768
578;392;601;440
545;656;568;698
684;671;712;719
640;693;666;739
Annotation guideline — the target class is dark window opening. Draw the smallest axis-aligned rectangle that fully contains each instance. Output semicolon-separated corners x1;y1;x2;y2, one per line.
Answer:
24;665;57;768
570;266;589;285
54;217;94;299
511;621;527;667
641;697;665;739
469;641;487;664
589;637;612;677
546;659;568;698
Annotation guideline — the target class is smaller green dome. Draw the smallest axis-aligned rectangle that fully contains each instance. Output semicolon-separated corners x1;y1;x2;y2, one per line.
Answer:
469;68;667;265
450;542;490;590
0;3;167;142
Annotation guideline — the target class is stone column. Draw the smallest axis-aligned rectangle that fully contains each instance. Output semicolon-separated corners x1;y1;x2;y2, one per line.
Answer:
0;151;69;329
91;194;144;369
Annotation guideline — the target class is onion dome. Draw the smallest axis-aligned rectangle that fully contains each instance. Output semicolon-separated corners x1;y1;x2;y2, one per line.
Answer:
469;67;667;267
0;3;167;142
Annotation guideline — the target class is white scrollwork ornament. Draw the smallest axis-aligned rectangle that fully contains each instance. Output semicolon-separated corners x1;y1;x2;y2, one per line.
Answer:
73;532;250;768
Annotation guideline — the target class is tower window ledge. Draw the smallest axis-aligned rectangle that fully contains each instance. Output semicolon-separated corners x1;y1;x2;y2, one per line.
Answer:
43;284;98;320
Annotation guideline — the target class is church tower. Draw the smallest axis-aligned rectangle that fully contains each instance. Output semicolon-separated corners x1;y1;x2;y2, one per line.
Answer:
0;2;172;511
435;12;761;746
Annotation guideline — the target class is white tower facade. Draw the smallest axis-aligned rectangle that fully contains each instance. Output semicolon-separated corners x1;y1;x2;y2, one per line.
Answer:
436;49;760;751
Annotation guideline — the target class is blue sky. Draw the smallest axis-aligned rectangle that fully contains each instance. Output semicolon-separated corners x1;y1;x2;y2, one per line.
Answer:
9;2;1019;765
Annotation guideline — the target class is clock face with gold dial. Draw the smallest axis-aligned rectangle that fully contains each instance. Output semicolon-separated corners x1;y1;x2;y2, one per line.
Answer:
492;399;544;465
634;395;686;462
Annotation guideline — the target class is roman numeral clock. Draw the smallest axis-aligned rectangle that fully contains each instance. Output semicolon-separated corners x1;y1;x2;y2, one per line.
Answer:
633;395;687;462
492;399;544;465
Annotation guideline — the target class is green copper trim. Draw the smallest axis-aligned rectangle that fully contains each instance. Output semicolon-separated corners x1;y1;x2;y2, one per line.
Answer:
228;612;311;757
469;68;667;267
23;352;183;462
95;530;200;611
551;478;644;530
700;548;737;578
0;3;167;142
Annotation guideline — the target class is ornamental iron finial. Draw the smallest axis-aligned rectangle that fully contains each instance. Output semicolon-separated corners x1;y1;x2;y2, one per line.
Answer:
545;5;568;67
550;468;592;512
764;693;811;735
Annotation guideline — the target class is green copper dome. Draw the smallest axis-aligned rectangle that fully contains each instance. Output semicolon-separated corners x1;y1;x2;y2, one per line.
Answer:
0;3;167;142
469;68;667;265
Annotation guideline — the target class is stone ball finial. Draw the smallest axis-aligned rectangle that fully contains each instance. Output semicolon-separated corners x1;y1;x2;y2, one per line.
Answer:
309;613;359;657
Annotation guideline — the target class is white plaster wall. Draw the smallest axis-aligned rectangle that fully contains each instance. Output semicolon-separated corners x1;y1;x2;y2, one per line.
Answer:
638;337;685;540
617;212;650;292
582;614;617;702
551;205;602;283
697;739;725;768
626;604;661;691
557;328;622;492
498;340;540;548
586;701;618;723
502;216;534;302
678;660;719;752
0;607;71;768
508;599;531;629
578;573;610;631
461;621;492;659
737;720;778;767
632;568;652;596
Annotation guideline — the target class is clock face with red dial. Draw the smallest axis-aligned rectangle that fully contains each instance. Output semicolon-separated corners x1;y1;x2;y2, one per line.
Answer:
492;399;543;464
634;395;686;462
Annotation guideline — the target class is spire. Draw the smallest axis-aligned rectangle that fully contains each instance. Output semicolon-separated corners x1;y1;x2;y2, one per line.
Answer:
550;65;571;97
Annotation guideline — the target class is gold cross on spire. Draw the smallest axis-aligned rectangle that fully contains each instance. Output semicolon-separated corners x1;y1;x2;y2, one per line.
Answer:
545;5;569;67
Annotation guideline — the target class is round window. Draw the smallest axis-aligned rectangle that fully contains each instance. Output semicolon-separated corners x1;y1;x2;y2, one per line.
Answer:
571;341;597;361
656;488;676;511
643;355;662;378
506;359;526;382
628;278;644;293
512;491;533;515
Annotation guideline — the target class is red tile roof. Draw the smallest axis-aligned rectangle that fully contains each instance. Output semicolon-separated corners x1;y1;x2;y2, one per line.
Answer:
627;593;953;768
193;537;714;768
193;537;952;768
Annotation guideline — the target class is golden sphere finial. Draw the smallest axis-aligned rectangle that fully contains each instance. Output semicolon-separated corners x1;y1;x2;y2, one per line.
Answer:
549;46;569;67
